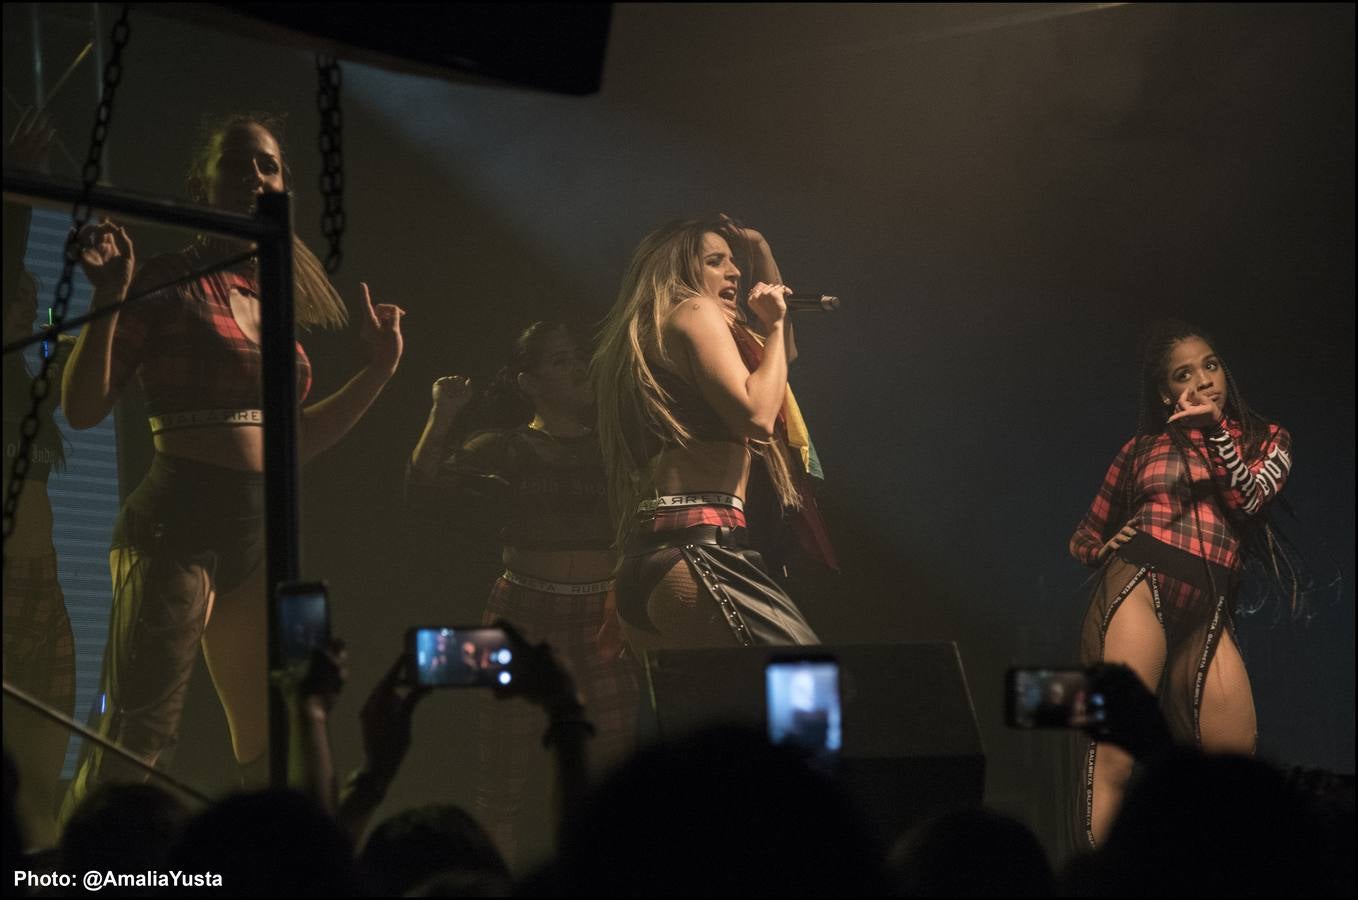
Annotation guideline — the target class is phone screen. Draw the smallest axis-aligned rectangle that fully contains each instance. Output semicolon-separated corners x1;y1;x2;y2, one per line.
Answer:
1005;668;1105;729
409;627;514;688
766;657;842;762
276;583;330;667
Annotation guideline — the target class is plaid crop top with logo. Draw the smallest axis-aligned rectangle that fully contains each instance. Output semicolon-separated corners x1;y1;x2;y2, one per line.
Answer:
1070;418;1293;572
109;245;312;425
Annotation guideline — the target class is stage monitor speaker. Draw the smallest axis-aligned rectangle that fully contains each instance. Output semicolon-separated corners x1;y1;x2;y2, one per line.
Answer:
642;642;985;842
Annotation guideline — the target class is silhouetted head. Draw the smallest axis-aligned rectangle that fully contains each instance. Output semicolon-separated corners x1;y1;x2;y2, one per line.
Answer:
60;783;190;883
170;789;356;897
359;803;508;896
1090;750;1331;897
553;724;887;897
887;806;1053;897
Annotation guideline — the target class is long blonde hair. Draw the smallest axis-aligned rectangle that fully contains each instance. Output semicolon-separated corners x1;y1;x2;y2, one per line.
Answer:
591;218;800;554
189;113;349;331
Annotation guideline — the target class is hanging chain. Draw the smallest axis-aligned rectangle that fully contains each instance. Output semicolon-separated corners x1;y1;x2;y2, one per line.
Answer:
316;53;345;274
3;4;131;547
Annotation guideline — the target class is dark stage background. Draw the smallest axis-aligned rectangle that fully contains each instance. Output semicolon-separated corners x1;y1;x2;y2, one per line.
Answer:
4;2;1353;866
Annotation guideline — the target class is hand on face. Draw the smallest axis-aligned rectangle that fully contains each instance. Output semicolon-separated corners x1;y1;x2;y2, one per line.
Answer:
1166;385;1222;429
359;282;405;374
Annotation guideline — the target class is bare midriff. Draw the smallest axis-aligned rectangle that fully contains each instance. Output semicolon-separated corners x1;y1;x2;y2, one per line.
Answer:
649;438;751;503
153;425;265;472
502;547;617;583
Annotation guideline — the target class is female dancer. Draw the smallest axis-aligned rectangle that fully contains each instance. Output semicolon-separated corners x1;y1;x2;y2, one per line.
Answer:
408;321;636;861
3;271;76;848
592;217;819;653
59;114;405;812
1070;320;1293;846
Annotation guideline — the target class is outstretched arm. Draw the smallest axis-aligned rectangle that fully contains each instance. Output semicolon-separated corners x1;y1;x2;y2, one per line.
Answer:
491;620;593;845
409;375;474;481
273;641;348;816
60;221;137;429
300;282;404;463
336;652;429;842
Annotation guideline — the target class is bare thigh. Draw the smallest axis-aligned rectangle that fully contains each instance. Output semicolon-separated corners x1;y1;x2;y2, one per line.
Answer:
1101;580;1166;691
1087;578;1166;846
1198;626;1256;755
200;566;265;764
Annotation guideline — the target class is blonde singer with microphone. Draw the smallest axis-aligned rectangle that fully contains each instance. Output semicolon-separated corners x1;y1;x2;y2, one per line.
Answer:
592;216;825;654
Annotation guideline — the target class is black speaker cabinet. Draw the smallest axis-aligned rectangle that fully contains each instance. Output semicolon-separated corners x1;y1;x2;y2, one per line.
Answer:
642;642;986;842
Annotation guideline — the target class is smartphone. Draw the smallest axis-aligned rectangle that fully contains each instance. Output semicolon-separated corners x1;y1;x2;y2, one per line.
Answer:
1005;667;1106;729
275;581;331;667
407;626;514;688
765;655;842;764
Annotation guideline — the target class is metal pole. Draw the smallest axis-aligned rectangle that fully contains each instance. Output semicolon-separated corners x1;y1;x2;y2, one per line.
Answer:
90;1;111;182
4;169;298;787
29;3;45;107
4;681;212;805
256;191;300;789
3;169;280;240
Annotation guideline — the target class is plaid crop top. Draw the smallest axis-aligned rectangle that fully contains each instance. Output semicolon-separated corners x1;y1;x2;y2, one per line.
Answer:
1070;418;1292;571
109;245;312;421
416;425;613;552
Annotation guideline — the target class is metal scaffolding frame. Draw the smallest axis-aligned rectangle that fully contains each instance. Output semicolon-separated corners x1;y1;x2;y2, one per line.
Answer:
4;167;302;792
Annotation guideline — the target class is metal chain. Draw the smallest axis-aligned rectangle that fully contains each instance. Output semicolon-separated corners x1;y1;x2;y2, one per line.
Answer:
3;5;131;547
316;53;345;274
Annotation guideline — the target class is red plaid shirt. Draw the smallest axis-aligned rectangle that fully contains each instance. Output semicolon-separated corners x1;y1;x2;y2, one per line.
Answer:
110;248;312;417
1070;419;1292;571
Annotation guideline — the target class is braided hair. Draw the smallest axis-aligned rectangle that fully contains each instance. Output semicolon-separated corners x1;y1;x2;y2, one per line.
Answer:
444;321;573;448
1111;320;1307;620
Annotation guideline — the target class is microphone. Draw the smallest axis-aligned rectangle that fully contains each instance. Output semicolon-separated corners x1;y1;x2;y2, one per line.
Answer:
783;293;840;312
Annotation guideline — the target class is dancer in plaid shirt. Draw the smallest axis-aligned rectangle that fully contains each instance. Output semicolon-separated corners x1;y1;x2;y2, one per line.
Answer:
1070;320;1294;848
59;115;406;818
4;114;75;849
4;270;76;849
408;322;637;864
592;218;819;655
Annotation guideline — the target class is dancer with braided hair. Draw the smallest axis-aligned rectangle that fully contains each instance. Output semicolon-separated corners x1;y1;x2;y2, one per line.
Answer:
1070;320;1295;847
408;321;636;862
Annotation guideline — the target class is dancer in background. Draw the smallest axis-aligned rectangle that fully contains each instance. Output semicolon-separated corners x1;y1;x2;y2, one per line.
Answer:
3;107;74;848
1070;319;1295;846
408;321;636;861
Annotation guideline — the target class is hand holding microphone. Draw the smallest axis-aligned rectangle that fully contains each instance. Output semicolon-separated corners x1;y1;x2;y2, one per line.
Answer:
747;282;791;329
746;285;841;322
